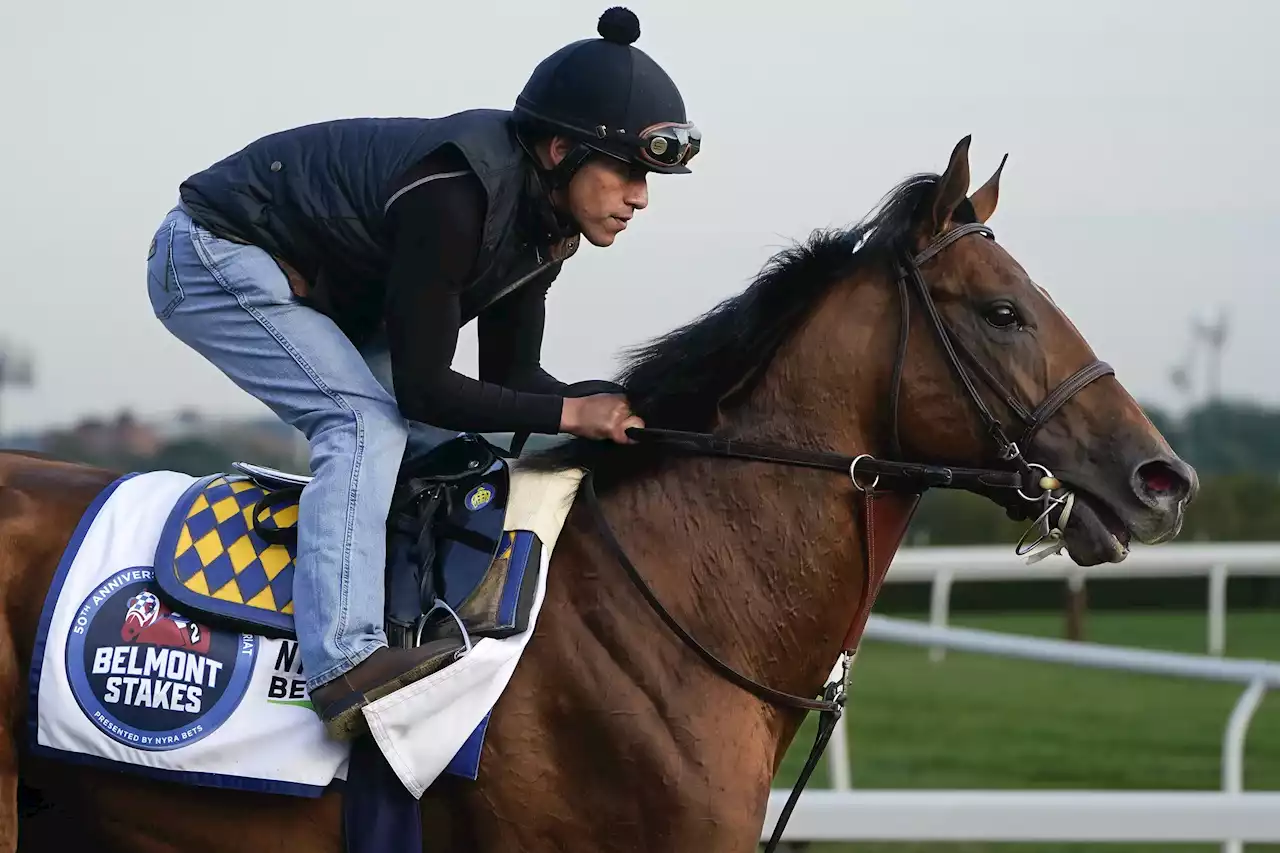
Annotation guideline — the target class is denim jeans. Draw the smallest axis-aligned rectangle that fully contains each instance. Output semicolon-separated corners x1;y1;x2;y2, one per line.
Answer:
146;204;456;690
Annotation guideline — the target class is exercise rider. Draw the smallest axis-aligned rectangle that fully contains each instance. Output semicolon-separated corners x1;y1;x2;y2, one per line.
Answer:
143;6;700;739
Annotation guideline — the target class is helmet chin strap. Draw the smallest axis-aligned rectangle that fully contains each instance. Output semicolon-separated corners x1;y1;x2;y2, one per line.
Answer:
547;142;594;190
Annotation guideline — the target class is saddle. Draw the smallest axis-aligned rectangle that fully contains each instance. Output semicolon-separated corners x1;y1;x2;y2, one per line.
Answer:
148;380;624;659
149;432;539;653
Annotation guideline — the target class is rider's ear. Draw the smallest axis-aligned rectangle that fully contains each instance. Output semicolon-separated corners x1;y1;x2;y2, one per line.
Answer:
968;153;1008;224
923;135;973;238
547;135;574;168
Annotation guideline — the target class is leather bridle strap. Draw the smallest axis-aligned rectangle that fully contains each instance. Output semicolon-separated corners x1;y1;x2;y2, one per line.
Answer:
912;221;991;266
1022;360;1115;447
625;427;1024;492
899;224;1025;461
899;222;1115;462
936;324;1115;450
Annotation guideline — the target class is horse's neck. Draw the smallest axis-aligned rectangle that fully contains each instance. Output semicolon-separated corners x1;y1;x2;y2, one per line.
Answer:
589;274;894;727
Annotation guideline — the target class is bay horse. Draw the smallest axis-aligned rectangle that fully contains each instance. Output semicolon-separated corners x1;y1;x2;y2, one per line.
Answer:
4;137;1195;852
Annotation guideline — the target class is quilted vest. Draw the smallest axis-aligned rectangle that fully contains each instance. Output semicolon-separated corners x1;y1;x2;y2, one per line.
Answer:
178;109;556;336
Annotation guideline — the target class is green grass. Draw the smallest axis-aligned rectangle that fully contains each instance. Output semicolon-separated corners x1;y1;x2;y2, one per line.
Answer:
768;609;1280;852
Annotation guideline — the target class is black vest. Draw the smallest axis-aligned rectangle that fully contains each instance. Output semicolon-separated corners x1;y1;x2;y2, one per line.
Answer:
179;110;556;340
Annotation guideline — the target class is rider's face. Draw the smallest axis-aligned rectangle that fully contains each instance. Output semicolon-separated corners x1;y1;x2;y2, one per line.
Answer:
547;137;649;248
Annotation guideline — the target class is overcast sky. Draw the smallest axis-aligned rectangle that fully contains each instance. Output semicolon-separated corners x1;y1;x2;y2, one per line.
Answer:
1;0;1276;435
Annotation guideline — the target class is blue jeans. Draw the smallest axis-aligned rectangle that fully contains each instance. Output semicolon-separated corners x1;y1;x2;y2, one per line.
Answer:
145;204;457;691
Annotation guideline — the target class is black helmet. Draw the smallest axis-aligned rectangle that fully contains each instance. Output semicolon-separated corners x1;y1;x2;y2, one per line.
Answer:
513;7;700;182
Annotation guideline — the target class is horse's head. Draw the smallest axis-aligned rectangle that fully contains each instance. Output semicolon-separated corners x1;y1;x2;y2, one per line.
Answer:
888;136;1196;565
122;590;162;641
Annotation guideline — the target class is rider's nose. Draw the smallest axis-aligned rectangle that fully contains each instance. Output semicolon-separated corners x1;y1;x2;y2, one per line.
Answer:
627;177;649;211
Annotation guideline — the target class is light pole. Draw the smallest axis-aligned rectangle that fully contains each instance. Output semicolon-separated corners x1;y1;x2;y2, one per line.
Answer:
0;339;35;438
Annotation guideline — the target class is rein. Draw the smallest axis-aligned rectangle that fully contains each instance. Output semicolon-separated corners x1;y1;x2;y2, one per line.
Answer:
542;220;1115;852
618;426;1025;492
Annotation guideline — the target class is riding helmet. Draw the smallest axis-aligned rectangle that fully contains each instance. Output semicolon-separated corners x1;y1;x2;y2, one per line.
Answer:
514;7;700;182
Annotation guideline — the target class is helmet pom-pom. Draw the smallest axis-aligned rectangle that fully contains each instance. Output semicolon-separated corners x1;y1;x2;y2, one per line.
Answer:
597;7;640;45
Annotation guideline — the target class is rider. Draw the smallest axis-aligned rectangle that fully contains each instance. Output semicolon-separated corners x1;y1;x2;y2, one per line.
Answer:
144;6;700;739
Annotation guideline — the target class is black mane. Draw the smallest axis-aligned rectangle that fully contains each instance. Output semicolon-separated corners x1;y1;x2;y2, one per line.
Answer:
522;171;942;488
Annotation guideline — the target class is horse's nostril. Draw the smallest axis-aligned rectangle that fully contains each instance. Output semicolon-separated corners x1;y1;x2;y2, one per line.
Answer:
1136;460;1191;501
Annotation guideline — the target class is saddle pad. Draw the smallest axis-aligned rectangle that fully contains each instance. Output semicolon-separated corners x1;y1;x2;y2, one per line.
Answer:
27;471;347;795
153;452;514;641
154;473;299;638
28;464;584;797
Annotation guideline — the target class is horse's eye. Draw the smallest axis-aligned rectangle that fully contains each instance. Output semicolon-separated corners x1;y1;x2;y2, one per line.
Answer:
984;301;1020;329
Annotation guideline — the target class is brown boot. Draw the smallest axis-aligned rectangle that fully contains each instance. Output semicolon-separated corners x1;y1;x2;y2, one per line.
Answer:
308;638;464;740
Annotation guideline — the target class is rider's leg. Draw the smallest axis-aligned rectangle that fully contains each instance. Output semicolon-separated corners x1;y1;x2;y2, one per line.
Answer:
146;205;460;738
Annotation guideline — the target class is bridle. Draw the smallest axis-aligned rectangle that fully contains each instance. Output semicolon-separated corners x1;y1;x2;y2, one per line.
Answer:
884;220;1114;567
886;221;1115;495
555;220;1114;851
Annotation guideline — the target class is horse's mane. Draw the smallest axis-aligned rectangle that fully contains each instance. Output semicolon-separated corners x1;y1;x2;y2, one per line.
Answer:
522;171;943;489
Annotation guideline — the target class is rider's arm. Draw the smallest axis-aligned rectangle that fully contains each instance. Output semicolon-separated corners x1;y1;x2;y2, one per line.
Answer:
381;152;565;434
477;264;570;395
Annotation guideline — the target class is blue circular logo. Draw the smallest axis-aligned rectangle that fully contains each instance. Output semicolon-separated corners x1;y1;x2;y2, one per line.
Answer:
65;568;258;751
465;482;494;511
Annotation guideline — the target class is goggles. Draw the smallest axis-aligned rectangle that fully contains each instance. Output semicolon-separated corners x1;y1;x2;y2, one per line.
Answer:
633;121;701;169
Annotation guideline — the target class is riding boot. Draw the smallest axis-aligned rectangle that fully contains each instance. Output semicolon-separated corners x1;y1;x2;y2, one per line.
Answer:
308;638;465;740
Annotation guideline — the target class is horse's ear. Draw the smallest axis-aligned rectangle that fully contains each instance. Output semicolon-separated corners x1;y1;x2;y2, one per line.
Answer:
923;135;973;237
968;153;1008;224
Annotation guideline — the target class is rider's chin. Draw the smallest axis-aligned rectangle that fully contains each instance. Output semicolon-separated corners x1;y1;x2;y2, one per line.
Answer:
582;222;616;248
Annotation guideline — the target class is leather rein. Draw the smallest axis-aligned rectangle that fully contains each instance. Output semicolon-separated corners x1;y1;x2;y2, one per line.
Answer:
531;222;1114;850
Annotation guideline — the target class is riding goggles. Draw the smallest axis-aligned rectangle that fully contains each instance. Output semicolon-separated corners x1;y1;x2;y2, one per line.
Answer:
633;121;701;169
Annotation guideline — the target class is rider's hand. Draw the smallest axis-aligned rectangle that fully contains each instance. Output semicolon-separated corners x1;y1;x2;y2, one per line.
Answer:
560;394;644;444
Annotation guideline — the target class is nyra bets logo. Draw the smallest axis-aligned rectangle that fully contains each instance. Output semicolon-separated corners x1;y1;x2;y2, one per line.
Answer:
65;568;257;751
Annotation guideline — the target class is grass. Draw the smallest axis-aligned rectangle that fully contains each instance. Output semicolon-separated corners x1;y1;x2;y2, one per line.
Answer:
768;608;1280;852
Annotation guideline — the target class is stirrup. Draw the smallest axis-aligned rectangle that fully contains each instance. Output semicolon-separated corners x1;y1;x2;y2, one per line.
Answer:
414;598;473;656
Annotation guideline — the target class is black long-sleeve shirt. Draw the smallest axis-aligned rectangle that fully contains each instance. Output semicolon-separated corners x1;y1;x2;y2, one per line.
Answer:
380;148;568;435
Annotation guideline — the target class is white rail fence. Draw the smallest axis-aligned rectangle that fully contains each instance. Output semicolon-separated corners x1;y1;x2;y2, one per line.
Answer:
761;789;1280;846
885;541;1280;659
763;614;1280;851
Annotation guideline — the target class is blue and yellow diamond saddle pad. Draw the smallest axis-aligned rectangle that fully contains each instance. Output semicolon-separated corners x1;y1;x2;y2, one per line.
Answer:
152;455;535;644
152;471;303;639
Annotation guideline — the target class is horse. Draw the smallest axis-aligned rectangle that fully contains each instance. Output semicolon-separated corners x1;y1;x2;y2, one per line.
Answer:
4;136;1196;852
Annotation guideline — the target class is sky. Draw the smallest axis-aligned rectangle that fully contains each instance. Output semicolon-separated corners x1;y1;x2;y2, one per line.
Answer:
1;0;1277;434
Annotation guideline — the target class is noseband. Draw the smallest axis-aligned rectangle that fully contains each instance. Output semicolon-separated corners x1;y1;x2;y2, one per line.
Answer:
555;221;1114;852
